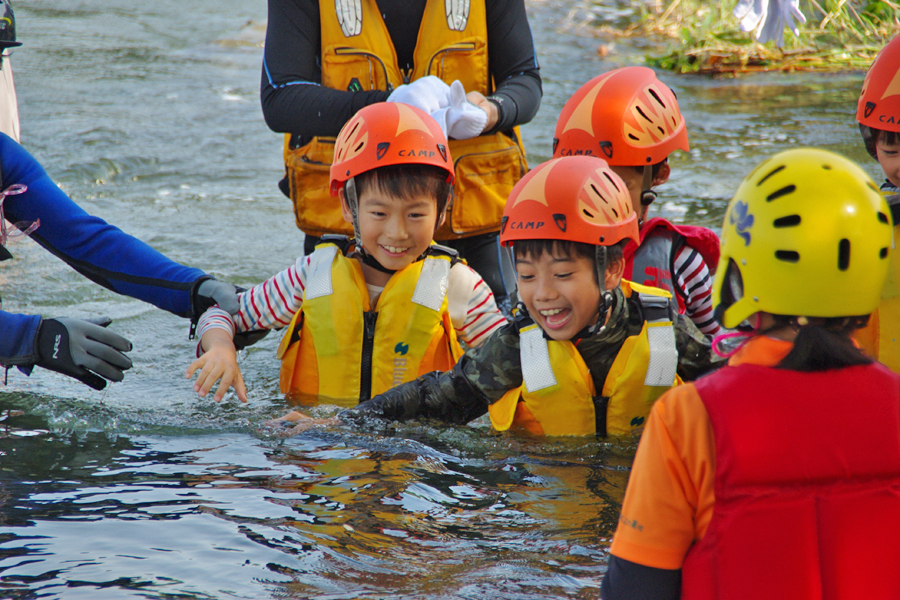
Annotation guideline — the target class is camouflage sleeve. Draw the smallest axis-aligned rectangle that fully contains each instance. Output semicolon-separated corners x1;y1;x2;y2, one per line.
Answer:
673;313;723;381
349;321;523;425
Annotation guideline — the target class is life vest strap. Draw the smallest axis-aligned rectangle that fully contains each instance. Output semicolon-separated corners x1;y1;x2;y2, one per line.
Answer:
306;245;340;300
520;325;557;392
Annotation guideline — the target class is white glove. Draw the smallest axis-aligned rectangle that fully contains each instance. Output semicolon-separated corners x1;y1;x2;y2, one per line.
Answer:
733;0;805;47
431;80;488;140
387;76;451;114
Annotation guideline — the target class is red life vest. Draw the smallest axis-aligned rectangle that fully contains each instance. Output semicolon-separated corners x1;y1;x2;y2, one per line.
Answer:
622;217;720;313
683;362;900;600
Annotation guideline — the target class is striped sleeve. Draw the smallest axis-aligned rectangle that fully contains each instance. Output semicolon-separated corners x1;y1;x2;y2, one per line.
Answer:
672;244;721;337
446;263;508;347
197;255;310;341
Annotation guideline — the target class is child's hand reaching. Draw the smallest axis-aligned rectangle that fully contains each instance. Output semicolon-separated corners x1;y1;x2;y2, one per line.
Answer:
186;328;248;402
262;410;340;437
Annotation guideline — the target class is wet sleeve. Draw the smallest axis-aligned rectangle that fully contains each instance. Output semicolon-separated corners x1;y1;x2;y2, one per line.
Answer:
485;0;542;133
0;310;41;367
609;385;716;571
673;313;721;381
601;555;681;600
260;0;389;136
350;320;523;423
0;134;206;318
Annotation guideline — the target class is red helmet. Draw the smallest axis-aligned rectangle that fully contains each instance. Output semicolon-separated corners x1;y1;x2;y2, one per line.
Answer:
858;35;900;158
330;102;454;195
553;67;689;166
500;156;640;248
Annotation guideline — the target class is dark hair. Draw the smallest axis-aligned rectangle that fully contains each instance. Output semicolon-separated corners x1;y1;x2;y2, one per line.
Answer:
773;315;873;372
355;164;453;217
865;127;900;159
630;158;668;181
512;238;627;283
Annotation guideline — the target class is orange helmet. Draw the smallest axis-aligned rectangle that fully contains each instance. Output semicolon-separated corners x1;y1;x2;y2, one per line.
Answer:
858;35;900;158
553;66;689;166
500;156;640;248
329;102;454;195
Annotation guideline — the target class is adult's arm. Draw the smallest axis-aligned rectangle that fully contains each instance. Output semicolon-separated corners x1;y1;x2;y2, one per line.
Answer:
601;555;681;600
0;133;207;318
260;0;541;137
0;310;41;367
348;319;523;423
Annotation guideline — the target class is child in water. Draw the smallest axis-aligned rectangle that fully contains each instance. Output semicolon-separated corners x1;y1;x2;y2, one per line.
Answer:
602;149;900;600
553;67;722;338
276;156;715;437
187;103;505;403
854;34;900;371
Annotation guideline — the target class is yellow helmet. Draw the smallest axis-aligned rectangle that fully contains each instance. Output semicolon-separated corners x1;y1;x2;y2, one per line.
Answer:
713;148;892;329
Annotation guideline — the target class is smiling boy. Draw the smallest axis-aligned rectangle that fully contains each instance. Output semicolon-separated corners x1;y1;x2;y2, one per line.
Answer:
186;103;505;403
276;156;715;437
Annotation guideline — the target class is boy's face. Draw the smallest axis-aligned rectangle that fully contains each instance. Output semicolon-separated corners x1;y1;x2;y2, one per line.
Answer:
609;164;670;224
341;185;441;273
876;137;900;189
515;248;622;341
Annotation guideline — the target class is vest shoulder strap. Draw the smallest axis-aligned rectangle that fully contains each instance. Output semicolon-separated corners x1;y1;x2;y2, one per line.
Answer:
305;244;342;300
410;251;453;311
317;234;354;254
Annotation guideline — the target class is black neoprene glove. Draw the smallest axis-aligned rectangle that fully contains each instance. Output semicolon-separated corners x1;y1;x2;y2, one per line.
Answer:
36;317;133;390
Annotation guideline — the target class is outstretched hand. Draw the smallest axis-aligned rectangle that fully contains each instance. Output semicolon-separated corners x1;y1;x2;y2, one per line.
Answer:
36;316;133;390
186;329;247;402
261;410;341;437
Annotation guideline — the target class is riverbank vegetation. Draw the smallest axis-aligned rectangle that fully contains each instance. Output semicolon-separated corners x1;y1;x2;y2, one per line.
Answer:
603;0;900;74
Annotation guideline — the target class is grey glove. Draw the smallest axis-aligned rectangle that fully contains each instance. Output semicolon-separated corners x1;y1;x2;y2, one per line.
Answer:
196;279;241;315
36;316;133;390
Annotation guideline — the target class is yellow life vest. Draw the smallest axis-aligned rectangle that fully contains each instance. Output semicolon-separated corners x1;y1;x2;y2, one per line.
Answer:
488;281;683;437
276;239;464;406
283;0;528;240
856;192;900;372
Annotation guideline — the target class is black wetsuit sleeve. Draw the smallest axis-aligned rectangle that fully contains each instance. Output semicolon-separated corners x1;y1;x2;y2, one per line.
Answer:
260;0;541;137
260;0;390;137
484;0;542;133
601;555;682;600
347;320;523;423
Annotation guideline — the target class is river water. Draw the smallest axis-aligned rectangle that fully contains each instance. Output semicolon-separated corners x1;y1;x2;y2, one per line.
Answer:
0;1;875;598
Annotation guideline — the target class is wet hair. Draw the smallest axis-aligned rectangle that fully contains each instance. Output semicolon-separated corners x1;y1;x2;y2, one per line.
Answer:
354;164;452;217
512;238;627;283
864;127;900;159
771;315;874;372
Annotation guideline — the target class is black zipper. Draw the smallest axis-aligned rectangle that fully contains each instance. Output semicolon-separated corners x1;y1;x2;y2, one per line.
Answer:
359;311;378;402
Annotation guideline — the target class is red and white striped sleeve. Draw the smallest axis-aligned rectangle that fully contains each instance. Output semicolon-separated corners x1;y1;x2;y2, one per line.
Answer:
446;262;508;347
672;244;721;337
196;255;310;340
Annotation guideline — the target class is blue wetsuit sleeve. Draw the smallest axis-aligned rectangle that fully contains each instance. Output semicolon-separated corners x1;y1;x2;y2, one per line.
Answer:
0;133;206;318
601;555;682;600
0;310;41;367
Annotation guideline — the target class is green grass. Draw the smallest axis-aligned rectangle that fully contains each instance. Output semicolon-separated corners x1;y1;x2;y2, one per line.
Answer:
605;0;900;74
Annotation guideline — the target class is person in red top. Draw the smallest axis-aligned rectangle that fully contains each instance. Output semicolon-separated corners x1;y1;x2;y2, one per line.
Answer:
553;67;721;338
602;148;900;600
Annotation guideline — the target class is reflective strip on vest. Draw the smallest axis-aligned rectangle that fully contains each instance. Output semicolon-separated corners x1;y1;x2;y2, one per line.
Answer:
411;256;451;311
520;325;557;392
638;292;678;387
305;244;339;300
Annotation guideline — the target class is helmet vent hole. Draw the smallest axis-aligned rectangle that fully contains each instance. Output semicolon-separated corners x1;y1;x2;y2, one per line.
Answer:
603;171;621;192
838;239;851;271
822;164;832;170
775;250;800;263
635;106;652;123
590;184;609;204
354;142;365;152
757;165;785;186
881;247;889;259
773;215;801;228
611;208;619;218
628;133;640;141
766;185;796;202
648;88;666;108
879;212;889;224
583;209;595;219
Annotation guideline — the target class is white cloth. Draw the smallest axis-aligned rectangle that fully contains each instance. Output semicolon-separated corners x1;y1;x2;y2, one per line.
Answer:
0;52;20;142
387;75;451;114
733;0;805;47
388;77;487;140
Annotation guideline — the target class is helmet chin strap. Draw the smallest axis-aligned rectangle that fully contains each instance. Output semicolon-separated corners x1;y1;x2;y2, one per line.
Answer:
639;165;657;223
584;245;612;337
